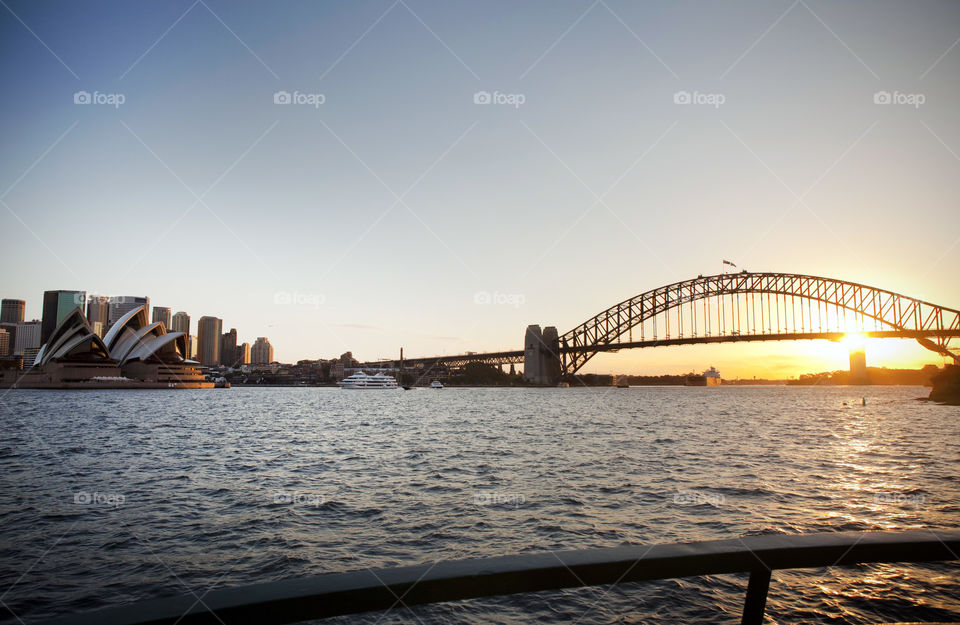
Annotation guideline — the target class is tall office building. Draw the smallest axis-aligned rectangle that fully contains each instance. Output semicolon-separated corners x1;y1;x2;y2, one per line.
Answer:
171;311;190;335
1;299;25;324
13;321;40;355
0;329;9;357
220;328;238;367
238;342;250;365
197;316;222;366
108;296;149;326
187;335;198;361
86;295;110;336
152;306;172;330
251;337;273;364
41;290;86;344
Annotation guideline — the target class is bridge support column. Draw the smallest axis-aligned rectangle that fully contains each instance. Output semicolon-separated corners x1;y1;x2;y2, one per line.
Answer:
524;324;560;386
542;326;561;386
523;325;544;384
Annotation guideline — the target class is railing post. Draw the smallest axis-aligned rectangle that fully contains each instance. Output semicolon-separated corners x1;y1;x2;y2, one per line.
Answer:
740;568;771;625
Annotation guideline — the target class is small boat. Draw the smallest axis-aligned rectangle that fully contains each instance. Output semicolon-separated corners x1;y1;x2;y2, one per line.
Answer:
339;372;398;389
430;380;443;389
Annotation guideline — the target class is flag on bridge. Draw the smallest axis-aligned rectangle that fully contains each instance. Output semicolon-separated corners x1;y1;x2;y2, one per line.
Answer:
722;259;737;267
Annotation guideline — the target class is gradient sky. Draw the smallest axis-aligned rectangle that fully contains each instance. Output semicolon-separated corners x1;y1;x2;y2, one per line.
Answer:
2;0;959;377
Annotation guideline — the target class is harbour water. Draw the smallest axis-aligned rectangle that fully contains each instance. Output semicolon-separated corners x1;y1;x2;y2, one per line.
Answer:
1;386;958;624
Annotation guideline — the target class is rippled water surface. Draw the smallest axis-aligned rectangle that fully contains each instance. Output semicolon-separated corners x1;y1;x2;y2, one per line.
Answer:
1;386;958;624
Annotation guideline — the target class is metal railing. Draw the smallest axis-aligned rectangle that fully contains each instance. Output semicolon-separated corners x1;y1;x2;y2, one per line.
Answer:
40;530;960;625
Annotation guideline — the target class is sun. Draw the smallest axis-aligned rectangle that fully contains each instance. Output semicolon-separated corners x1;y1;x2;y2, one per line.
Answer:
842;332;866;351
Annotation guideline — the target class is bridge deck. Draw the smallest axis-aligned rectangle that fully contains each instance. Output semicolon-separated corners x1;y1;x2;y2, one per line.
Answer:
367;329;960;368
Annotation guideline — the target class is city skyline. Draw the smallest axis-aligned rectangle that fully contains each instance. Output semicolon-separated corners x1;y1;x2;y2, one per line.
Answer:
2;1;959;377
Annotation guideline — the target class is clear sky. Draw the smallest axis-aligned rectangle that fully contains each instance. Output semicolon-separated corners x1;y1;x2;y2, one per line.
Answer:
2;0;958;377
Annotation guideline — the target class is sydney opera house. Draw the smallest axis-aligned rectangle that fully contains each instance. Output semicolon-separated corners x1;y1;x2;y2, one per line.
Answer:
0;306;211;388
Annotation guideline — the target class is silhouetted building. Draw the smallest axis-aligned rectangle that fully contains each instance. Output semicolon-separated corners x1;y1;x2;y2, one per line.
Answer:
152;306;171;330
0;329;9;356
86;295;109;336
1;299;25;324
220;328;238;367
108;296;149;327
197;317;222;366
42;290;85;344
251;337;273;364
849;348;868;384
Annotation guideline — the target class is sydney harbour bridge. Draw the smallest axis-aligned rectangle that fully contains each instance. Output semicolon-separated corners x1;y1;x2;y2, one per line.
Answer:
363;272;960;385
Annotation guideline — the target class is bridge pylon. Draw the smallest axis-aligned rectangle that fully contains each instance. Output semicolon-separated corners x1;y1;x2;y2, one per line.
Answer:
523;325;561;386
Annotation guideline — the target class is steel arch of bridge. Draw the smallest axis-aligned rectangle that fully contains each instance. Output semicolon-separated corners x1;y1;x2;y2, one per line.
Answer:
559;272;960;374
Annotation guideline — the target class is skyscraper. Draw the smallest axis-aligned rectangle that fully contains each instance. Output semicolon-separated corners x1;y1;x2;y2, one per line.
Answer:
152;306;172;330
238;342;250;365
41;290;86;344
220;328;238;367
251;337;273;364
1;299;25;324
86;295;110;337
14;321;41;355
197;316;222;366
108;296;150;326
0;329;9;357
171;311;190;335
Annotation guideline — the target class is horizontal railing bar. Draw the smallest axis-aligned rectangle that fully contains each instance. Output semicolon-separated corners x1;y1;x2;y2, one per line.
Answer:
39;530;960;625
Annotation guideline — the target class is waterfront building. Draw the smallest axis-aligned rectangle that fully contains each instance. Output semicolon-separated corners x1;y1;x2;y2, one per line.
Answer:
0;329;9;356
220;328;238;367
41;290;85;344
197;316;222;366
2;305;209;388
187;335;197;360
238;342;250;365
13;321;40;355
152;306;171;330
86;296;109;335
108;296;150;327
171;311;190;335
251;337;273;364
1;299;25;324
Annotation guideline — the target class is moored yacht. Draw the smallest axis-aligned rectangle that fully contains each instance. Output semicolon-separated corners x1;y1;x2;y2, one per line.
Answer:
338;372;398;389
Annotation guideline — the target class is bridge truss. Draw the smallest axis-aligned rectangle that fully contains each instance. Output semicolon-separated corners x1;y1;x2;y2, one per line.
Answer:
362;272;960;375
560;272;960;374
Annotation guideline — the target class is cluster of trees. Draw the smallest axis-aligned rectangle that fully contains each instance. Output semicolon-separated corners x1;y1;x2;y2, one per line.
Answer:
789;365;940;386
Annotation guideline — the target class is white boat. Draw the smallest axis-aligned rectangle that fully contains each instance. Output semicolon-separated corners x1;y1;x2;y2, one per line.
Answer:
430;380;443;389
338;372;398;389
